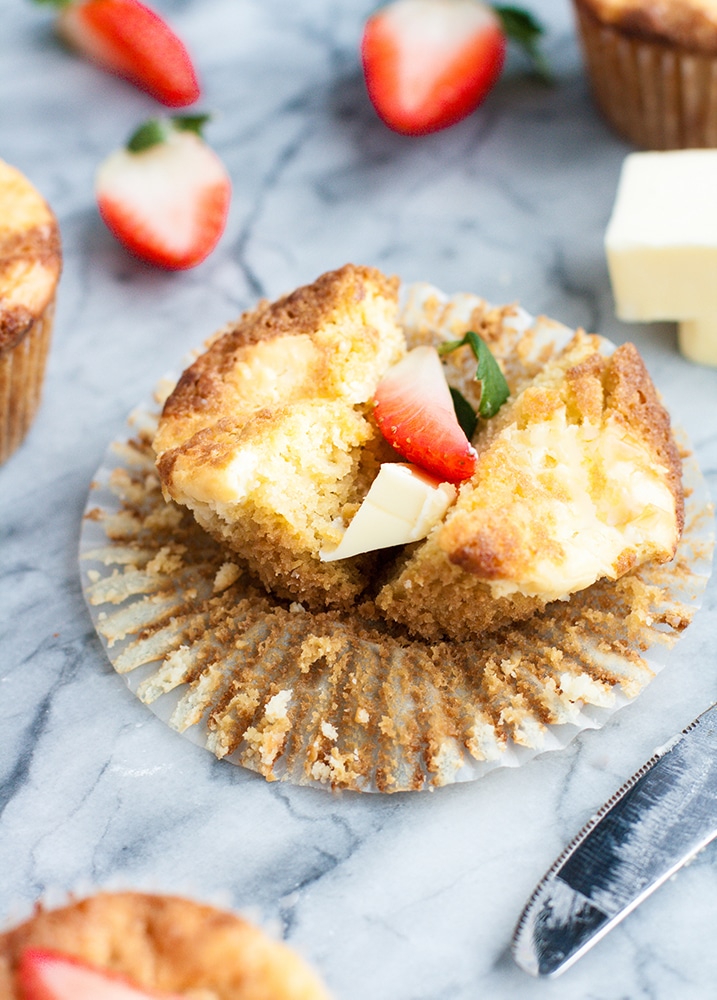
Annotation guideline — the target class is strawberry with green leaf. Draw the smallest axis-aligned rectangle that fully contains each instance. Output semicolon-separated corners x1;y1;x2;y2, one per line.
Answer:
373;345;478;483
95;115;231;270
361;0;548;135
373;333;509;483
34;0;200;107
18;948;181;1000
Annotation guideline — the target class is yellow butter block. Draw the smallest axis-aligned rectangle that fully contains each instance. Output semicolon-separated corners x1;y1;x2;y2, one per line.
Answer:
605;150;717;366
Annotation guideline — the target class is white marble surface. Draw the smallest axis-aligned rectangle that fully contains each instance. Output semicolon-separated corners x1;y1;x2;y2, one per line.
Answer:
2;0;717;996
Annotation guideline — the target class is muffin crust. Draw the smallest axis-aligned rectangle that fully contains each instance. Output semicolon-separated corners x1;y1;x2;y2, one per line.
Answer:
0;893;330;1000
575;0;717;52
154;264;404;609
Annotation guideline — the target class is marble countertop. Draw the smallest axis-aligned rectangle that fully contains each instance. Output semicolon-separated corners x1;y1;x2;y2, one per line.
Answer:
2;0;717;996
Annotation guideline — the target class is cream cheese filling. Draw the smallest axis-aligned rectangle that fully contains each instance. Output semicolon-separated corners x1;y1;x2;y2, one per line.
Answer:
483;414;677;601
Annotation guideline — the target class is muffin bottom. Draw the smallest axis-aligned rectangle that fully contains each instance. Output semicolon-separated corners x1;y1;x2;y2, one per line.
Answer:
0;305;55;465
574;0;717;149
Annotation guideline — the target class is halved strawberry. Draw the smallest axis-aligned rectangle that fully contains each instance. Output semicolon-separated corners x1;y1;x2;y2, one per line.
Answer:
96;115;231;270
17;948;181;1000
361;0;547;135
373;345;477;483
37;0;200;107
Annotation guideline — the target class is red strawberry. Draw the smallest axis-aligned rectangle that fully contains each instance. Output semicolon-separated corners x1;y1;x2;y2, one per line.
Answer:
17;948;181;1000
373;345;477;483
96;115;231;270
40;0;200;107
361;0;547;135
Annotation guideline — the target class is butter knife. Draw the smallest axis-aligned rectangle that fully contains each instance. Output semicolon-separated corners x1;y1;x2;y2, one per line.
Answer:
512;702;717;977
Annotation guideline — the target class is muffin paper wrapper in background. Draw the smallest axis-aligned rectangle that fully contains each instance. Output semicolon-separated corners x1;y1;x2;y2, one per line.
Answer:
574;2;717;149
0;306;54;465
79;284;715;794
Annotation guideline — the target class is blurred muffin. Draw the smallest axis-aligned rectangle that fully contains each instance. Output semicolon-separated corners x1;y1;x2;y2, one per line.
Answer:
573;0;717;148
0;891;331;999
154;264;404;610
0;160;61;464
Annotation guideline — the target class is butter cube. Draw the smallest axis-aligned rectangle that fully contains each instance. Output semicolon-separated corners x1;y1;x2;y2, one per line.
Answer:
605;150;717;366
320;463;456;562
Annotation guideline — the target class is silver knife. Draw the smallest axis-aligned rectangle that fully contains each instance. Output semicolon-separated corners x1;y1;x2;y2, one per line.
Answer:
512;702;717;977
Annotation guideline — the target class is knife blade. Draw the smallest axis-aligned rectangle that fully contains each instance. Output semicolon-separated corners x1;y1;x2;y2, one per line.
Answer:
512;702;717;978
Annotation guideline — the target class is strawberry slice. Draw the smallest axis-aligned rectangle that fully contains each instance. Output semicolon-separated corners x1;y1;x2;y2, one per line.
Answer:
96;115;231;270
39;0;200;107
17;948;180;1000
361;0;547;135
373;345;477;483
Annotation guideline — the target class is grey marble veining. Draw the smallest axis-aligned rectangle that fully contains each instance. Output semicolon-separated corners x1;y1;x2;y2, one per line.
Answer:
2;0;717;997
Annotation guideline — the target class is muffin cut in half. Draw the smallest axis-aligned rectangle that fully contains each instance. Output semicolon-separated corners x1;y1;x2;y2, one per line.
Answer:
154;264;405;609
376;331;684;640
155;265;684;640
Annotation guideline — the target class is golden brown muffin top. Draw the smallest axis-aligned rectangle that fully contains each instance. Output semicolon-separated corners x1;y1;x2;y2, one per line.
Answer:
155;263;400;457
0;160;61;354
575;0;717;53
440;337;684;584
0;892;331;1000
153;263;402;506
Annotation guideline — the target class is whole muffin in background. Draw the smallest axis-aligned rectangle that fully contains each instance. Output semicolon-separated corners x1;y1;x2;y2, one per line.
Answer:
572;0;717;148
0;159;61;465
0;891;331;999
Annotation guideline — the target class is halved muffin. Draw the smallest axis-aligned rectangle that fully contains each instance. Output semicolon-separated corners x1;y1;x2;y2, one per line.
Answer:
376;332;684;640
155;266;684;639
154;264;405;609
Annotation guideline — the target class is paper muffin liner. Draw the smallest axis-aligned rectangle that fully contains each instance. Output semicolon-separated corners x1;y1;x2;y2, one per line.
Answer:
0;305;55;465
573;1;717;149
79;284;714;793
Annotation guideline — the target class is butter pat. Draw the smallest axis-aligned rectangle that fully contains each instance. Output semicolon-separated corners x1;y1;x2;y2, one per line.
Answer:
605;149;717;366
320;463;456;562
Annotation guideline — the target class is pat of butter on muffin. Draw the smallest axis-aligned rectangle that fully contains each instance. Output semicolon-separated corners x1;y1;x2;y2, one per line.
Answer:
320;462;456;562
605;149;717;366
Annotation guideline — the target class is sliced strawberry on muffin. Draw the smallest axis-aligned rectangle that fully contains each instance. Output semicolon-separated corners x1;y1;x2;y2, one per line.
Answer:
0;893;330;999
373;345;478;483
376;333;684;640
18;949;179;1000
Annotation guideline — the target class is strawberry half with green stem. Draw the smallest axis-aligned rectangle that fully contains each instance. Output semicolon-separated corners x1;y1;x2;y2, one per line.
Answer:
34;0;200;107
18;948;181;1000
373;345;478;483
361;0;548;135
96;114;231;270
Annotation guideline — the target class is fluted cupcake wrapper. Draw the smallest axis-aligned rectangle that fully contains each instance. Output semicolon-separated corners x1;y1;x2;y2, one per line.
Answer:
79;285;714;793
0;305;54;465
574;2;717;149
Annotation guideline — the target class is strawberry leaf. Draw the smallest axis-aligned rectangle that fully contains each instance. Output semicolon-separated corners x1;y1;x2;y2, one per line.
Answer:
126;115;211;154
127;119;169;153
450;387;478;440
438;331;509;419
171;113;211;137
493;5;551;81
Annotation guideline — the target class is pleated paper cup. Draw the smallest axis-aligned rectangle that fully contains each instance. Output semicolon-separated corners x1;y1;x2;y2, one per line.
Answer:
574;0;717;149
79;284;714;793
